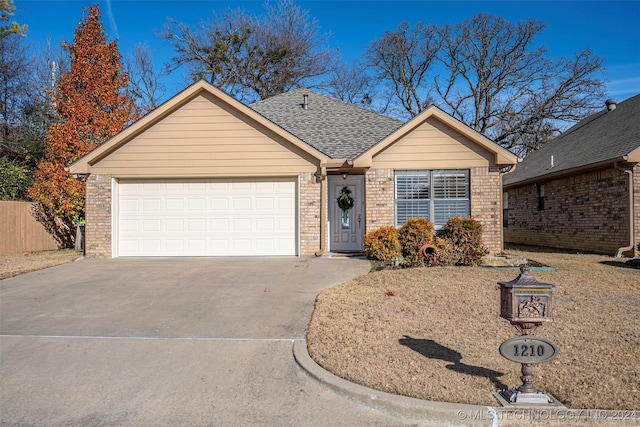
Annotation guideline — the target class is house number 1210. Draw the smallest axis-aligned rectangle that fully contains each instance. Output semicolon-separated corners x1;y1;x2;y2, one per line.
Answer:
513;344;545;357
499;336;558;364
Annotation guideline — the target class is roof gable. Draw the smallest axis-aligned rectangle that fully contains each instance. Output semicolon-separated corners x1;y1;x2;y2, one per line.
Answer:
354;105;519;168
250;88;403;160
69;81;329;174
504;94;640;186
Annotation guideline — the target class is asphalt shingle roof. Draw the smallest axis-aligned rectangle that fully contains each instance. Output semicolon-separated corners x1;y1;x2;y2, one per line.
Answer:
504;94;640;186
249;88;404;160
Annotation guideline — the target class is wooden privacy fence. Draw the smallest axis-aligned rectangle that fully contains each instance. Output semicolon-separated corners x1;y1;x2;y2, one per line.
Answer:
0;201;61;254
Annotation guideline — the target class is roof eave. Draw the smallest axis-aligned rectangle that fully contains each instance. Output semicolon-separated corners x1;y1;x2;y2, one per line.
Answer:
627;146;640;162
503;156;631;189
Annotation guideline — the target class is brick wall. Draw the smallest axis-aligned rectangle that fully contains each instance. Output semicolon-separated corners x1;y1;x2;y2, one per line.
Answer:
299;172;322;256
364;168;395;232
364;167;503;254
470;166;503;254
504;166;634;255
85;174;112;258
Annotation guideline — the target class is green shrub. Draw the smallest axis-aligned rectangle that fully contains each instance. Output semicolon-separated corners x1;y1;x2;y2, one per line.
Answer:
363;225;401;262
398;217;435;266
0;157;33;201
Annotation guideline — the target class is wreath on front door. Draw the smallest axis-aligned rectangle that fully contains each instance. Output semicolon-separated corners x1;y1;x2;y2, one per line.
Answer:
337;186;355;211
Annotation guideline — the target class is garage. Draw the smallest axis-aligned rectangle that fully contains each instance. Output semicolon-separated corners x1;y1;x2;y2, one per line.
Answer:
116;179;297;257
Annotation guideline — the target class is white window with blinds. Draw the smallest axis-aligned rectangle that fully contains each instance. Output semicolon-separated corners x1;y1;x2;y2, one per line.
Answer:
395;170;470;228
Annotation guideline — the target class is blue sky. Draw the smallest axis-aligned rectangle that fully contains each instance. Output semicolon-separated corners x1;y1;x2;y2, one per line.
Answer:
14;0;640;103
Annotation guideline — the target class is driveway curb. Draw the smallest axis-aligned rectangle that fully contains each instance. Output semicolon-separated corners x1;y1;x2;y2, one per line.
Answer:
292;339;495;426
293;341;637;427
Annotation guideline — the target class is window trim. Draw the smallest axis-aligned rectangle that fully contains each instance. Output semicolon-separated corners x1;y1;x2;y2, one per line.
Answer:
394;169;470;228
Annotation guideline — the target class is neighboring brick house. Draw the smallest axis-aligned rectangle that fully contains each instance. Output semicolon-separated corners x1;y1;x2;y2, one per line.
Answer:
503;95;640;257
69;80;518;258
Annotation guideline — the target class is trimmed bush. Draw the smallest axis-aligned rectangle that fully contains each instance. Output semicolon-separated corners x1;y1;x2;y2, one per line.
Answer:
436;216;487;266
444;216;483;245
363;226;401;262
434;236;458;266
398;218;435;266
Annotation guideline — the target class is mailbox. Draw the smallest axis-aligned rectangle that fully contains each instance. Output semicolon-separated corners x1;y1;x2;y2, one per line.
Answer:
497;265;558;405
499;265;554;332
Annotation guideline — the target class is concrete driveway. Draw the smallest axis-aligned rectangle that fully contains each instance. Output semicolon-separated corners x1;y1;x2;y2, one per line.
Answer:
0;256;408;426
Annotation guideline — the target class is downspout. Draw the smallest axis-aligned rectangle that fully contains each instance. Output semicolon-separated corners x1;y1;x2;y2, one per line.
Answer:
614;161;634;258
499;164;518;253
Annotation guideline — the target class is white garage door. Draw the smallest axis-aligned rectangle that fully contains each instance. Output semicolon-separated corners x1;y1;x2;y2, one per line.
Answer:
117;179;296;256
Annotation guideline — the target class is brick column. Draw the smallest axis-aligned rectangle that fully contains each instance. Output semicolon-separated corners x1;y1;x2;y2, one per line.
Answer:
365;168;395;231
470;167;502;254
299;172;322;256
85;174;112;258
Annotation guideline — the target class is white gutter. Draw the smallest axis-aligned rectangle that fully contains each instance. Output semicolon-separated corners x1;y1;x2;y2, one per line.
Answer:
614;161;635;258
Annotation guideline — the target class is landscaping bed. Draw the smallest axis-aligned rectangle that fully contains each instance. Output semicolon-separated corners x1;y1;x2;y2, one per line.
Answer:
307;247;639;410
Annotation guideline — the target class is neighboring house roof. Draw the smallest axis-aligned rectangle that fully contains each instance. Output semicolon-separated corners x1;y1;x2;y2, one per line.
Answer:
504;94;640;187
249;88;403;160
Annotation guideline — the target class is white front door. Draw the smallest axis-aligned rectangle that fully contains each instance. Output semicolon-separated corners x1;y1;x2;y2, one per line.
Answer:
329;175;364;252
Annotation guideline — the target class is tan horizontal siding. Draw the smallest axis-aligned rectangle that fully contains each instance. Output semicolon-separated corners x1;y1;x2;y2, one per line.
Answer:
372;117;493;169
91;93;317;176
117;136;287;146
90;166;311;177
96;158;309;168
96;151;301;161
119;143;287;153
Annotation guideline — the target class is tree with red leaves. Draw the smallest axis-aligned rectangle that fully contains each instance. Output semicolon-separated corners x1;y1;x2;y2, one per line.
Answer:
29;4;135;224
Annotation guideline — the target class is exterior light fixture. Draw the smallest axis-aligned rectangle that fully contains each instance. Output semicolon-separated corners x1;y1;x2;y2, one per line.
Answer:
341;172;349;180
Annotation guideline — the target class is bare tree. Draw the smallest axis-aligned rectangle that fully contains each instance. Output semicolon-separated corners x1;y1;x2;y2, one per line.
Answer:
125;43;166;114
325;61;372;104
161;0;335;102
0;35;66;199
20;38;69;164
0;32;31;160
161;8;253;95
366;14;606;155
365;21;440;119
436;14;604;155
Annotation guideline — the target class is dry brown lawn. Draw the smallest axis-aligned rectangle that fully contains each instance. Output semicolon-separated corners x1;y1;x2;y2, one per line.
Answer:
307;247;639;410
0;249;81;279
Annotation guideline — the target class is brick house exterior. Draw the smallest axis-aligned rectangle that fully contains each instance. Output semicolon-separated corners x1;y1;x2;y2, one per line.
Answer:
503;95;640;256
71;81;517;258
365;166;504;254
